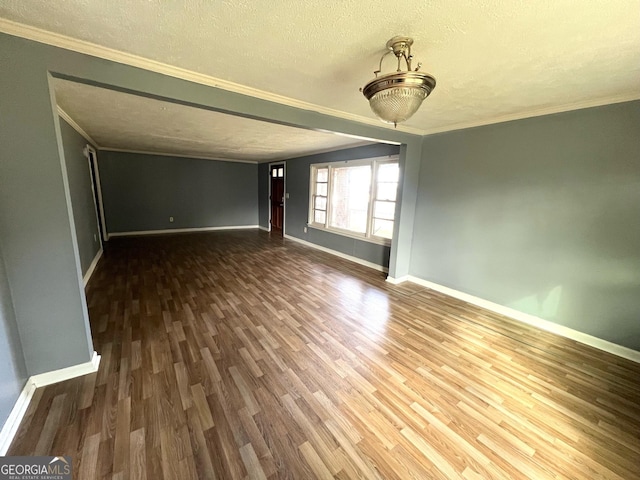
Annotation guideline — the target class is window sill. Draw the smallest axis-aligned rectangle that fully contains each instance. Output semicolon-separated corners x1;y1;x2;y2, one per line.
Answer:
307;224;391;247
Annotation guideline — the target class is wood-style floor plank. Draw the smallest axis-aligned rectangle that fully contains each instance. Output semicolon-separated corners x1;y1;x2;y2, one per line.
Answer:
8;230;640;479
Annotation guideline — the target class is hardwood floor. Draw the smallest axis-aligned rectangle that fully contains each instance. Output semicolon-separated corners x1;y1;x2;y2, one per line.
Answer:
8;230;640;479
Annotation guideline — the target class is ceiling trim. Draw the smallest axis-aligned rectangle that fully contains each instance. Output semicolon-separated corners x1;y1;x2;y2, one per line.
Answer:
273;141;376;162
420;93;640;137
57;106;100;146
57;105;258;164
3;18;637;139
99;147;259;164
99;143;385;164
56;87;376;164
0;18;424;136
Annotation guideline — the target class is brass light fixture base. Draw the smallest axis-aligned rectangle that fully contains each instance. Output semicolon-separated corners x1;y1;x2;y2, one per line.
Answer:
386;36;413;57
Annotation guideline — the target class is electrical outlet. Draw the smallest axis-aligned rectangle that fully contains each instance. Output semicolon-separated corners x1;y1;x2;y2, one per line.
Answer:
93;233;97;242
169;216;174;222
303;226;307;233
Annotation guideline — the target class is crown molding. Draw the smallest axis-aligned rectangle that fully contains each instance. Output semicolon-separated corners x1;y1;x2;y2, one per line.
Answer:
0;18;424;136
57;106;100;146
57;98;364;164
271;140;378;162
420;93;640;137
56;128;368;165
58;104;366;164
3;18;636;139
99;147;258;164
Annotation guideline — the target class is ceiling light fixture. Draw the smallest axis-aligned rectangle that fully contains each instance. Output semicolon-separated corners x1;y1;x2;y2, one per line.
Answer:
361;36;436;127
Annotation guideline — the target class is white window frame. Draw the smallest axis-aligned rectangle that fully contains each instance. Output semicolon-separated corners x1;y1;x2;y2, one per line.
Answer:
308;155;399;246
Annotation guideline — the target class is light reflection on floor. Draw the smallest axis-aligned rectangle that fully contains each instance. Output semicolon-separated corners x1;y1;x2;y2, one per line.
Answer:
337;276;390;336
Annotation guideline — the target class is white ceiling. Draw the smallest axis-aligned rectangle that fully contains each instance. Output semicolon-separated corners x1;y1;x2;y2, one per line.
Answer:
1;0;639;136
53;79;374;163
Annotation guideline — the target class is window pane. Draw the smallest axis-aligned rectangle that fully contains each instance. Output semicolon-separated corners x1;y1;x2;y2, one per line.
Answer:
372;219;394;239
329;165;371;233
314;210;326;224
278;167;284;177
316;183;327;196
378;163;399;182
272;169;277;177
316;168;328;182
376;182;397;201
314;196;326;210
374;201;395;220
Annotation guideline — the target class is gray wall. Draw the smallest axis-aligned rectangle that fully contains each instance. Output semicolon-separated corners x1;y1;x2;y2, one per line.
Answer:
412;100;640;350
0;38;95;377
0;244;28;431
283;144;400;268
59;118;101;275
0;28;634;395
99;151;258;234
0;29;419;382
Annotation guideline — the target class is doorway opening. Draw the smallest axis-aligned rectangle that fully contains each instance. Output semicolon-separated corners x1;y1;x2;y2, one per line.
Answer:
83;145;108;244
269;164;285;236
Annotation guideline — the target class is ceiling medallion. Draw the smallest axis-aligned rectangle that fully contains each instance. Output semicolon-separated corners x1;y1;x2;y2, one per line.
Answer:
361;36;436;127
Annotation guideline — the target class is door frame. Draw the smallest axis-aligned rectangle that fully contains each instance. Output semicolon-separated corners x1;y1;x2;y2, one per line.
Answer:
268;162;286;235
83;145;108;243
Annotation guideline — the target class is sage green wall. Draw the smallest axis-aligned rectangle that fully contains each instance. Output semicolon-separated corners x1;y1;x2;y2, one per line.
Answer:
59;118;101;275
412;101;640;350
0;40;94;375
99;151;258;233
0;31;420;378
0;243;28;431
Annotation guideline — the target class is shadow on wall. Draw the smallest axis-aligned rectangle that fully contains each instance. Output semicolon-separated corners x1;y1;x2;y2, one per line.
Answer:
420;179;640;350
510;285;563;320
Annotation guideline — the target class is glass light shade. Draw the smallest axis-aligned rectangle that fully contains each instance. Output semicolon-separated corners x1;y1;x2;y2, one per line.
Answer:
368;87;428;124
362;71;436;125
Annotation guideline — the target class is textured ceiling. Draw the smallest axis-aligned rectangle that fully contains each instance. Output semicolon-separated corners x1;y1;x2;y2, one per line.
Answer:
2;0;640;134
53;79;373;163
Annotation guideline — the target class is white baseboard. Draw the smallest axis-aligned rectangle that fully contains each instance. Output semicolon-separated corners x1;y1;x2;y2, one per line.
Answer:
108;225;259;238
283;234;388;273
31;351;101;388
0;351;101;455
258;225;270;232
397;275;640;364
385;275;409;285
82;248;103;287
0;380;36;455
